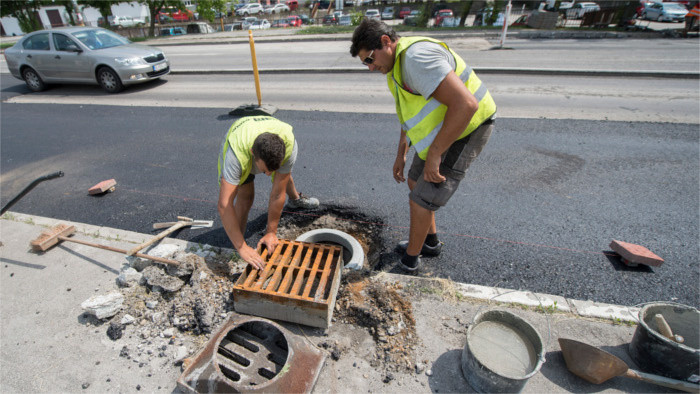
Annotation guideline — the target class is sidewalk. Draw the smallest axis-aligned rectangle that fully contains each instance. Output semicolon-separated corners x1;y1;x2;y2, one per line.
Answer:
0;212;679;393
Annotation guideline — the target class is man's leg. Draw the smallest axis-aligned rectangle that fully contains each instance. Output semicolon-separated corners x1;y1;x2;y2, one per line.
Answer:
285;174;320;209
234;181;255;235
406;199;435;256
408;178;437;236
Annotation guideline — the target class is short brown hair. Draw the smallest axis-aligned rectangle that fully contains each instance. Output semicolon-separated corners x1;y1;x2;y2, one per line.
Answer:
252;132;285;172
350;18;398;57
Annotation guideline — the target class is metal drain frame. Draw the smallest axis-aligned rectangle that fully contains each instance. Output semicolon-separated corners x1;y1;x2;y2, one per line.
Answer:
232;239;344;329
177;314;325;393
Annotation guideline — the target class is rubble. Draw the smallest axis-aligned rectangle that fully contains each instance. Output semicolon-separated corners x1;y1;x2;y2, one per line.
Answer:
81;291;124;319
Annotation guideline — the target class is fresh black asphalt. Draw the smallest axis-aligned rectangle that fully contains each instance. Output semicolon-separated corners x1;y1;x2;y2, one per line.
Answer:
1;103;698;308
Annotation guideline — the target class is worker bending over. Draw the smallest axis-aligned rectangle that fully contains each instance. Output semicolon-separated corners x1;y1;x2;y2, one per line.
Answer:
218;116;319;269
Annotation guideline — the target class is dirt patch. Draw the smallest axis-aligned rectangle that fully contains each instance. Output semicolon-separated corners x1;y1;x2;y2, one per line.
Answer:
334;272;419;372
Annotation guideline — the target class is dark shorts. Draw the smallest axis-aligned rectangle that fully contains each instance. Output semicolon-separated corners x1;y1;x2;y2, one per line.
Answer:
408;120;494;211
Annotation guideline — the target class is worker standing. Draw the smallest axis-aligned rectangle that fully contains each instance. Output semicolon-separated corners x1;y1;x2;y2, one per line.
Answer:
685;1;700;36
217;116;319;269
350;19;497;271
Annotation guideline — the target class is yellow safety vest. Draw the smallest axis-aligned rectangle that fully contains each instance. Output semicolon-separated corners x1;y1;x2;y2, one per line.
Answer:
217;116;295;185
387;36;497;160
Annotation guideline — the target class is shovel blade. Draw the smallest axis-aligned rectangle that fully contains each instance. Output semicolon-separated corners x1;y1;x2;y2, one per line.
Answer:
559;338;628;385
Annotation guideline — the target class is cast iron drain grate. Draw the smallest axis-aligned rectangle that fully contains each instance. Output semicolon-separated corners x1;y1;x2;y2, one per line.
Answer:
216;321;289;386
177;315;325;394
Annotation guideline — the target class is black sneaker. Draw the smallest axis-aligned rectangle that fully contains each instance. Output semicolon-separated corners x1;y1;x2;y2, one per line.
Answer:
397;240;443;257
399;254;421;272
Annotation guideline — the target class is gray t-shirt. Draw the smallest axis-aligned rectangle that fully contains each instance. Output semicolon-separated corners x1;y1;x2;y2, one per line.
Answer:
219;139;298;185
401;41;456;100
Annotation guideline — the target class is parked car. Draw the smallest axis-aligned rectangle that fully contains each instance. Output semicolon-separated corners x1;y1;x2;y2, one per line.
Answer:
338;15;352;25
3;27;169;93
434;9;453;26
286;0;299;12
642;1;688;22
221;22;242;31
365;9;381;21
382;7;394;20
437;16;460;27
186;22;215;34
160;27;186;36
265;3;290;14
565;2;600;19
287;15;303;27
237;3;263;16
272;19;290;28
160;8;192;22
249;19;271;29
298;14;314;25
399;7;412;19
242;17;259;30
110;16;145;28
323;14;338;25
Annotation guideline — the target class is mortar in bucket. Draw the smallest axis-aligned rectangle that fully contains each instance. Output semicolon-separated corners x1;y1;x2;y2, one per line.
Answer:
461;309;546;393
629;302;699;381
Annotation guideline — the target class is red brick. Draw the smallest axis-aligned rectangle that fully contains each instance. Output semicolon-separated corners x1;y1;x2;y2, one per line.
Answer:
610;239;664;267
88;179;116;195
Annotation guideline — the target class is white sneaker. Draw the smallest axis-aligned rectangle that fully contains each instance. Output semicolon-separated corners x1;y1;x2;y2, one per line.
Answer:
286;193;319;209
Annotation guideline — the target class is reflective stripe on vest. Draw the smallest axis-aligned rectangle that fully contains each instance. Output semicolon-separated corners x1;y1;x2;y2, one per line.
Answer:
387;36;497;160
217;116;294;185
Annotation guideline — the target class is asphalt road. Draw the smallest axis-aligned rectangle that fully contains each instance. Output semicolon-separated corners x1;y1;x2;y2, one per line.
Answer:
1;99;697;308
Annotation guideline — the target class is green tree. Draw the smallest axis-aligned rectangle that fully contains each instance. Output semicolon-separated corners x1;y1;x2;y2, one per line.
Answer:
458;0;474;27
415;0;433;27
137;0;185;37
0;0;48;33
196;0;227;23
485;0;502;26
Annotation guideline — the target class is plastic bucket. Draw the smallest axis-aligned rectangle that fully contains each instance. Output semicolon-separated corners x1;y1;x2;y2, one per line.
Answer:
629;302;699;381
461;309;545;393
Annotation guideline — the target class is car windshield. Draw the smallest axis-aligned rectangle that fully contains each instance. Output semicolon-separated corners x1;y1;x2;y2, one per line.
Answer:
665;3;686;9
72;29;129;50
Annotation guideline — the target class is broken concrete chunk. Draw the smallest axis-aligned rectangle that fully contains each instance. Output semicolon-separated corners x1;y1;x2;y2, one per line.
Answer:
146;300;158;309
162;328;175;337
174;346;188;364
148;244;180;259
81;291;124;320
116;267;143;287
166;252;202;278
125;255;153;272
121;314;136;325
141;265;185;293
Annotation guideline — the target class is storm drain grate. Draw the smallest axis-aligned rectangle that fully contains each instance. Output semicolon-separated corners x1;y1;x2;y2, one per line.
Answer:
216;321;289;386
177;315;325;393
233;240;344;328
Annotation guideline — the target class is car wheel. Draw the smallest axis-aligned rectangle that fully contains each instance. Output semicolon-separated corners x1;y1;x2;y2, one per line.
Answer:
22;67;46;92
658;15;664;22
97;67;124;93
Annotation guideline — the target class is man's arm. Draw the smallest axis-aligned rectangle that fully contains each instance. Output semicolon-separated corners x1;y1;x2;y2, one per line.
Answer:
257;172;290;253
423;71;479;183
218;179;265;269
393;129;410;183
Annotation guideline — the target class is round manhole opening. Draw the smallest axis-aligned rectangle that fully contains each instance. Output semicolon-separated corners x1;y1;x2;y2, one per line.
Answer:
215;320;289;388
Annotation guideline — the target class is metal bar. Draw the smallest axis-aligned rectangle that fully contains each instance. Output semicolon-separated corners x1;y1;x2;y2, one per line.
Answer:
277;242;304;294
314;247;337;302
266;242;298;292
302;245;326;299
253;242;285;289
290;244;315;296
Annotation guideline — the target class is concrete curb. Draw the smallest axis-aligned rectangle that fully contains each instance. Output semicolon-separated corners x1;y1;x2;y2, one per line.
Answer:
6;212;643;325
168;67;700;79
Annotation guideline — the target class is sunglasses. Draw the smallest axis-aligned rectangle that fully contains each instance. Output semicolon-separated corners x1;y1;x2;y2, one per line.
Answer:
362;49;375;66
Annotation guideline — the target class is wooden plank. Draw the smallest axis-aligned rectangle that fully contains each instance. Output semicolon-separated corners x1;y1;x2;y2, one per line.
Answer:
88;179;116;195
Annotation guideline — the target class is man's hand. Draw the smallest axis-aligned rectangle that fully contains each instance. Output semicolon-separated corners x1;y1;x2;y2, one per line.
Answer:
423;153;446;183
257;233;280;256
393;155;406;183
238;244;266;270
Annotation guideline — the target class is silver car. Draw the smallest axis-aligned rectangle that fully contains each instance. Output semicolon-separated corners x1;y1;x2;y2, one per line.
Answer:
3;27;170;93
